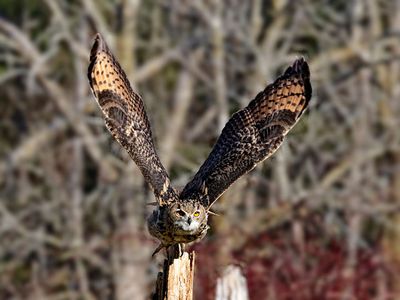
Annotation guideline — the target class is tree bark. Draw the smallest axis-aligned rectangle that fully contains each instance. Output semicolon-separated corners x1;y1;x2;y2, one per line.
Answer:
153;246;195;300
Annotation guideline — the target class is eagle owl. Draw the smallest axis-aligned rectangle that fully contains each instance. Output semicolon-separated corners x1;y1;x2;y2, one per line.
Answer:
88;34;312;256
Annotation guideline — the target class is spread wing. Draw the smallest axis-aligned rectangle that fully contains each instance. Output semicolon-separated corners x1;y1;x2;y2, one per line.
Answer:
88;34;175;205
180;58;312;207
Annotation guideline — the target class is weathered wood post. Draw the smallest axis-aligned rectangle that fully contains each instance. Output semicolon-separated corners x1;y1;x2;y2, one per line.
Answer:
153;246;195;300
215;265;249;300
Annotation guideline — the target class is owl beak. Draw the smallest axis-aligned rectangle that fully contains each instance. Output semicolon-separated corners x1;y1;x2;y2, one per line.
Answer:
187;217;192;225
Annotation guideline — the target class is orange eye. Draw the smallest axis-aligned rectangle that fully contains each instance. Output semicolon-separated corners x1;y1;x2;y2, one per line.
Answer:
193;211;200;217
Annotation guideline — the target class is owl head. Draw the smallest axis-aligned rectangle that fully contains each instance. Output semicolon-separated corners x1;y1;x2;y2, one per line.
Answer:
168;201;207;234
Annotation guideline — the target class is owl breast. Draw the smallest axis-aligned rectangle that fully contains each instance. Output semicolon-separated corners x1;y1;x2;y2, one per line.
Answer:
147;207;209;246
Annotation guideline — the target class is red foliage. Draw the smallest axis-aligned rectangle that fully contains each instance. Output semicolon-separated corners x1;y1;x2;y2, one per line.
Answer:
192;221;397;300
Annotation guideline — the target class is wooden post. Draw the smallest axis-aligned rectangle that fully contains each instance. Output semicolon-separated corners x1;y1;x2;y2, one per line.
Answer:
153;245;195;300
215;265;249;300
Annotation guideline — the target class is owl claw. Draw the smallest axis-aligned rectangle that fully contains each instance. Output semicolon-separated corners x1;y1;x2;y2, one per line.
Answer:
151;243;165;257
178;243;184;256
151;243;187;258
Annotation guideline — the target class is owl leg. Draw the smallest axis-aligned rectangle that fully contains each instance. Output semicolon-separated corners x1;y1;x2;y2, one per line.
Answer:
151;243;165;257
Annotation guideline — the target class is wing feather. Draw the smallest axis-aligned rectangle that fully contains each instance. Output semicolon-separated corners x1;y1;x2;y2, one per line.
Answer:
180;58;311;206
88;33;176;204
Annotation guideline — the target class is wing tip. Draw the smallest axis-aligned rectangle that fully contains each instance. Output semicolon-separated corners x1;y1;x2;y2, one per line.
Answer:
88;33;110;89
294;57;310;78
298;58;312;109
90;33;109;57
285;57;310;78
287;57;312;112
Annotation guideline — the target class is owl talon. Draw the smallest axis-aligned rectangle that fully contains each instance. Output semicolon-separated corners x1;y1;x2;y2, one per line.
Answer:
178;243;185;257
151;243;165;257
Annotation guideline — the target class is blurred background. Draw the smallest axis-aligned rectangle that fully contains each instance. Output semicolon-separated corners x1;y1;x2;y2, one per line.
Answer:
1;0;400;299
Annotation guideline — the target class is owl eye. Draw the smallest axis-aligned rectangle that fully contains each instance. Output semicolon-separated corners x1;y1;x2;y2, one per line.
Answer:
176;209;186;217
193;211;200;217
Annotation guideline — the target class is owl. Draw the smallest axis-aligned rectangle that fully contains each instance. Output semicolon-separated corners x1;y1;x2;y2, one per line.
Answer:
88;34;312;256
